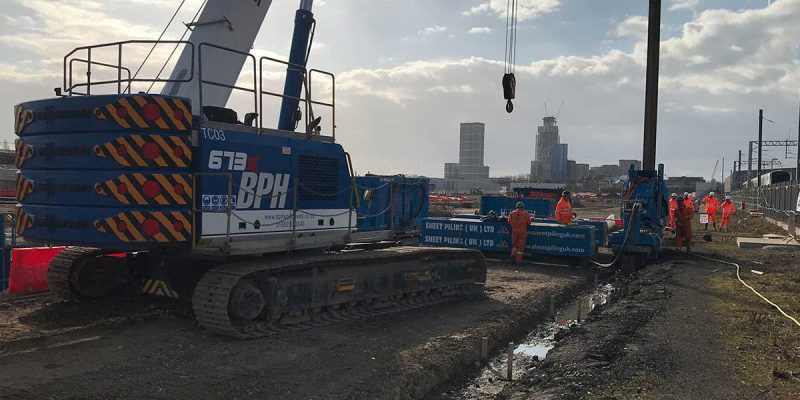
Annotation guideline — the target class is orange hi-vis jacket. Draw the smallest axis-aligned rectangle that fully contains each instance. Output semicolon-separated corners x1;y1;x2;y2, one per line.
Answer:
555;197;573;225
508;209;532;232
684;197;695;213
703;196;719;213
721;200;736;215
669;198;678;216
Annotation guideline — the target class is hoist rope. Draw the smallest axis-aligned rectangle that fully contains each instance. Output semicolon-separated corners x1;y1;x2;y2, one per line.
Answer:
504;0;518;74
147;0;209;93
127;0;188;92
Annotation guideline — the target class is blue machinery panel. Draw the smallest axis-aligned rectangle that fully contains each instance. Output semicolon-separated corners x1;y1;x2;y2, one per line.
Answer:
195;126;352;238
479;195;555;218
608;164;669;259
354;175;429;234
15;94;355;248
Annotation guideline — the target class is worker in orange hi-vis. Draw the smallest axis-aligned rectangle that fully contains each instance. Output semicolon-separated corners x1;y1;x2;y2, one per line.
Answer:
683;192;695;215
674;196;693;252
668;193;679;229
508;202;532;265
703;191;720;230
720;195;736;230
555;191;574;225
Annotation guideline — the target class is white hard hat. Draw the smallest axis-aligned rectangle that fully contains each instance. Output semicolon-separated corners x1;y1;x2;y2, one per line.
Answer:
671;193;677;197
725;195;731;200
683;192;689;196
709;191;715;196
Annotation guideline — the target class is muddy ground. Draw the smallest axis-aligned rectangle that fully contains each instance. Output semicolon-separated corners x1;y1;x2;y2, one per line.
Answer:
0;261;595;400
486;214;800;400
3;209;798;400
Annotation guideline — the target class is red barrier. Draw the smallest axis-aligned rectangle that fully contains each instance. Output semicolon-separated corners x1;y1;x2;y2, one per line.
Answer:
8;247;65;294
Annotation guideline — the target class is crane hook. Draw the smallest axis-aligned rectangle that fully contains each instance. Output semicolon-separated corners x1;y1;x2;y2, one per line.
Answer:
502;72;516;114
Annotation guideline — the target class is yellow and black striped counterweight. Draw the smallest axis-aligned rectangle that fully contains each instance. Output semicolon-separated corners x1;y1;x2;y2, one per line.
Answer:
94;95;191;131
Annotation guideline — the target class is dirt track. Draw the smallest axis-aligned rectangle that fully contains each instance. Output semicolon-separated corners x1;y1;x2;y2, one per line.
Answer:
489;215;800;400
0;261;595;400
5;210;795;400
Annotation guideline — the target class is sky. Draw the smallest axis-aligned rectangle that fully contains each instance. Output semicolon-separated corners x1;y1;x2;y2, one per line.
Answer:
1;0;799;180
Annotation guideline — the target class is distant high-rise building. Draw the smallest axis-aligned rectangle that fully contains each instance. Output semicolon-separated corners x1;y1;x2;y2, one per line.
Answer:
444;163;460;179
551;144;569;183
459;123;485;167
570;162;590;182
532;116;565;182
567;160;577;181
443;123;490;180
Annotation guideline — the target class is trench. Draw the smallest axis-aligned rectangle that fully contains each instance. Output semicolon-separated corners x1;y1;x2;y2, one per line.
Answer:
426;282;615;400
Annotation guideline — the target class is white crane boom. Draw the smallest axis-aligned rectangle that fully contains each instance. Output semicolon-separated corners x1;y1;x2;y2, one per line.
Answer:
161;0;274;114
711;160;719;182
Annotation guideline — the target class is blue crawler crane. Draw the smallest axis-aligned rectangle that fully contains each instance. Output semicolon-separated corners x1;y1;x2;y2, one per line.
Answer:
13;0;485;338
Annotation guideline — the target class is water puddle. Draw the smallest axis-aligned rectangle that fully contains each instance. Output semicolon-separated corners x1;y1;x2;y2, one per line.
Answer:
428;283;614;400
515;283;614;360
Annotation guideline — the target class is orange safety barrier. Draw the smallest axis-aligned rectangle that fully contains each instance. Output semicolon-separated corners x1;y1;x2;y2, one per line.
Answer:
8;247;65;293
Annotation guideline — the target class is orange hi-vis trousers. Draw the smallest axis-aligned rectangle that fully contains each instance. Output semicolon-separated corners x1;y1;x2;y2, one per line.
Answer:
511;231;527;264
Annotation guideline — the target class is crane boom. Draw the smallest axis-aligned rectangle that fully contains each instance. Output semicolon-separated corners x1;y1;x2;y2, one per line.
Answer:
278;0;315;131
711;160;719;182
161;0;274;114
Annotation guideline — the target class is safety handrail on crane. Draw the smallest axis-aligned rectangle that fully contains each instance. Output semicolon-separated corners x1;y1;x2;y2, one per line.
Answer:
67;59;133;96
258;55;312;136
257;57;336;139
308;69;336;140
197;42;258;123
60;40;335;139
62;40;195;96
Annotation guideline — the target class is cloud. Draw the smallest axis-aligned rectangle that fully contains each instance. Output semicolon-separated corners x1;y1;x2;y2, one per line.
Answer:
614;16;648;38
418;26;447;36
669;0;701;12
462;0;561;21
468;27;493;34
325;1;800;178
1;0;797;181
0;62;60;83
463;3;491;16
0;0;160;56
126;0;184;6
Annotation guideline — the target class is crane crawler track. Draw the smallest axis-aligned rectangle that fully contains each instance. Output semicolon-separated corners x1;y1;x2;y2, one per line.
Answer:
46;247;112;300
192;247;486;339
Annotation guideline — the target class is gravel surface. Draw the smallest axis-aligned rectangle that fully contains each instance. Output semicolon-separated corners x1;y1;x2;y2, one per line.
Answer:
494;259;770;399
490;213;800;400
0;261;594;400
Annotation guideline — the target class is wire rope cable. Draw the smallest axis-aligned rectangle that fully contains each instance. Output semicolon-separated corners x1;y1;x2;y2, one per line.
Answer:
126;0;187;93
147;0;209;93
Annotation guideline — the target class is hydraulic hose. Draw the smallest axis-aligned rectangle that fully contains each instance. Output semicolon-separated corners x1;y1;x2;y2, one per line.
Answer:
691;253;800;328
591;202;641;268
